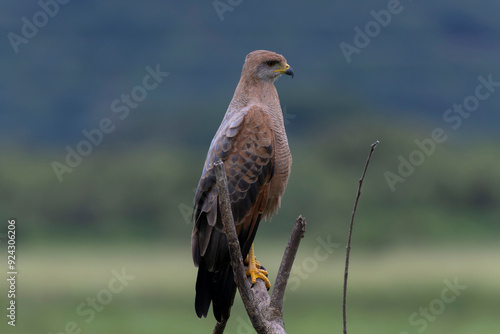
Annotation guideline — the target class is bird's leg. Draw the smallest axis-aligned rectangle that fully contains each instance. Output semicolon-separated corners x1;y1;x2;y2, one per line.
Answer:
244;243;271;289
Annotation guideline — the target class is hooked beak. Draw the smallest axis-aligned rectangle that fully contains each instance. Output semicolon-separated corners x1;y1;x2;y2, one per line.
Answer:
274;64;294;78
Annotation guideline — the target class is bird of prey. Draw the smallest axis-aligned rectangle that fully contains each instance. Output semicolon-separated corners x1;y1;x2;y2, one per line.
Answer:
191;50;294;322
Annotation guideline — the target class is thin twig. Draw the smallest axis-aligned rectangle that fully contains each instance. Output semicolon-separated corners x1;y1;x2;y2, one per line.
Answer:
270;216;306;311
213;160;266;332
342;141;379;334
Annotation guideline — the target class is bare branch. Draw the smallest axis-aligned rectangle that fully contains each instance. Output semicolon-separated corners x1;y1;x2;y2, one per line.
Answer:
213;159;306;334
214;160;266;332
270;216;306;311
342;140;379;334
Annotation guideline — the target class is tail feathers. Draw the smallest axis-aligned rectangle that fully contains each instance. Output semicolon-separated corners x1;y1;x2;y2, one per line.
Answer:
195;261;212;318
212;266;235;322
195;261;236;322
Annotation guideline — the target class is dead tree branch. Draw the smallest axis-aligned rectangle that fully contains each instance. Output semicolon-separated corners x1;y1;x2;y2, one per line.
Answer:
213;159;306;334
214;160;266;332
342;140;379;334
270;216;307;311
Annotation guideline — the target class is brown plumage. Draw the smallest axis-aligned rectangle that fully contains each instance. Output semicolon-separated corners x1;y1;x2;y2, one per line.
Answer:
191;50;293;322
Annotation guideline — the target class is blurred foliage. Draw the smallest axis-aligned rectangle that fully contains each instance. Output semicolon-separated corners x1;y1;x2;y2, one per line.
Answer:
1;116;499;246
2;1;500;145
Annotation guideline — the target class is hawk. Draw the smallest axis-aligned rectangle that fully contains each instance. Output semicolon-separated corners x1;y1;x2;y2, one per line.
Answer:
192;50;294;322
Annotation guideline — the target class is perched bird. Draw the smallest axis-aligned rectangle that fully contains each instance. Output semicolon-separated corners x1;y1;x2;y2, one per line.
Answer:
192;50;294;322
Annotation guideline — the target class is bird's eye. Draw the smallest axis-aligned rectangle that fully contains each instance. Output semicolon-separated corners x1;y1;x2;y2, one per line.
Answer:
266;61;277;67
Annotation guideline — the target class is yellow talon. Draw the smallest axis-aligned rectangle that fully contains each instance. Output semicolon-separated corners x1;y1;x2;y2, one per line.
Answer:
244;244;271;289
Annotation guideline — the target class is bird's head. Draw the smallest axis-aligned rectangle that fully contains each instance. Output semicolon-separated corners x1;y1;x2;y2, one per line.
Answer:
242;50;294;82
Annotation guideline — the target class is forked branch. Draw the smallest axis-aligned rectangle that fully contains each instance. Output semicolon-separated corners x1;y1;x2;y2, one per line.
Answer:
213;160;306;334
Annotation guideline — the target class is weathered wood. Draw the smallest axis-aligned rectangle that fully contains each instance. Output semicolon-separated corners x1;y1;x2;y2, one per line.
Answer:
213;160;306;334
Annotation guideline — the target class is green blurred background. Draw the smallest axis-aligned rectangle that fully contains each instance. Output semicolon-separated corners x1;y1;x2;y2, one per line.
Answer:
1;1;499;333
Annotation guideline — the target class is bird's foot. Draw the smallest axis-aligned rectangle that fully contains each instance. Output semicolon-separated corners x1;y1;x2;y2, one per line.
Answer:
244;245;271;290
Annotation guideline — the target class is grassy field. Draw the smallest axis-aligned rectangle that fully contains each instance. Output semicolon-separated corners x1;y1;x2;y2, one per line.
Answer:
1;241;499;334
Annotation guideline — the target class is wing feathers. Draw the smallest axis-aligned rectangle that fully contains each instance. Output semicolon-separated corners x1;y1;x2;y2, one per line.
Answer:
192;106;275;321
193;106;274;259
